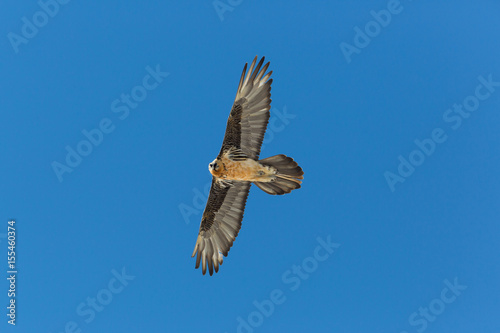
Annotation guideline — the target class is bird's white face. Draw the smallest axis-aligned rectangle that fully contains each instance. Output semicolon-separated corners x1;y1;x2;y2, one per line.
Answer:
208;158;221;175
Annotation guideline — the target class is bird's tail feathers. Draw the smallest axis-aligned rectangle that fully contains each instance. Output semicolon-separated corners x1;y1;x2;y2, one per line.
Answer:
254;154;304;195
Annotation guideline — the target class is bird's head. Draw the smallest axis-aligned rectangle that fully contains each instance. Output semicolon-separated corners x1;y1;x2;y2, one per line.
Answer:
208;158;222;176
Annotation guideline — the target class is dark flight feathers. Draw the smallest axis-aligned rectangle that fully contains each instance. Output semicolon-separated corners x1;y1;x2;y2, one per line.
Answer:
192;178;251;276
220;56;272;160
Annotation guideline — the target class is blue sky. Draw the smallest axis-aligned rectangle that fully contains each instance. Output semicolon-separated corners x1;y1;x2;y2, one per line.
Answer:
1;1;499;332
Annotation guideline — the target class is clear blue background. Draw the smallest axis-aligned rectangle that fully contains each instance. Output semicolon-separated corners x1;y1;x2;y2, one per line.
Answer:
1;1;499;332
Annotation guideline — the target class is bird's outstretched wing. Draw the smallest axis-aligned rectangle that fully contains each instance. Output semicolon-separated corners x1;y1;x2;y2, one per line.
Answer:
219;56;272;160
192;177;251;275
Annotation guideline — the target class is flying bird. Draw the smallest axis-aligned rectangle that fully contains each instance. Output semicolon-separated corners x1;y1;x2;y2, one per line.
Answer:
191;56;304;275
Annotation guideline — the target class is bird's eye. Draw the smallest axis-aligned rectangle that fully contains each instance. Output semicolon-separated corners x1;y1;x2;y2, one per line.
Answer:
213;163;218;170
